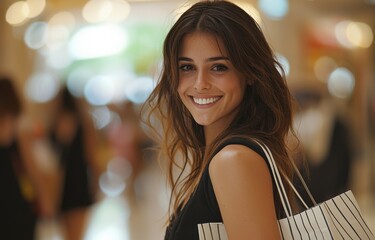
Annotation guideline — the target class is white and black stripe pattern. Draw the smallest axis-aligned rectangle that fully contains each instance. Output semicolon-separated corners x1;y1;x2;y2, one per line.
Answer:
278;190;374;239
323;191;374;239
198;222;228;240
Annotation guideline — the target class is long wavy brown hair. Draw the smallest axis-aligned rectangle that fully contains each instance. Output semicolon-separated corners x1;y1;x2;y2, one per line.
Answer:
142;0;297;222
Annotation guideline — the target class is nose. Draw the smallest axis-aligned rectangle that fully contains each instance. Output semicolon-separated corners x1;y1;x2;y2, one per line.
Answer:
194;70;210;91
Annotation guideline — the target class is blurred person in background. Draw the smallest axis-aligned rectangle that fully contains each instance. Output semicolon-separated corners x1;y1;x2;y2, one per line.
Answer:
0;76;38;240
49;86;99;240
293;85;354;204
107;101;147;201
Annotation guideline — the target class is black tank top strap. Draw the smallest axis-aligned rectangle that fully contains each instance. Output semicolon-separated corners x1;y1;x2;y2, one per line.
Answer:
209;137;268;163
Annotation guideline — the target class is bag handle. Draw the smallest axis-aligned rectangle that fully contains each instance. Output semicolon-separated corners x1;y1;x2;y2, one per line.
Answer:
289;160;317;206
254;140;293;217
252;139;317;217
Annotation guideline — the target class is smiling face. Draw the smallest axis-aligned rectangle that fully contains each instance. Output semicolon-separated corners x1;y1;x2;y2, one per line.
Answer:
177;32;247;139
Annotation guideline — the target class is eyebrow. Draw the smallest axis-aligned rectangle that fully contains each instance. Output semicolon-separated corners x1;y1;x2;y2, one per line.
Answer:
178;56;230;62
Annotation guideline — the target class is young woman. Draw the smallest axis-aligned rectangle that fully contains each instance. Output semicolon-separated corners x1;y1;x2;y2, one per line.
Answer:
143;1;297;239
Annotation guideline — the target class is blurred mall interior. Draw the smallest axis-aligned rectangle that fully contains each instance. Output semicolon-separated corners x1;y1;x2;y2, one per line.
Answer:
1;0;375;239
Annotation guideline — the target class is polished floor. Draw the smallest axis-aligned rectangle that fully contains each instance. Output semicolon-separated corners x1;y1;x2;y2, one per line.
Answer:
36;159;375;240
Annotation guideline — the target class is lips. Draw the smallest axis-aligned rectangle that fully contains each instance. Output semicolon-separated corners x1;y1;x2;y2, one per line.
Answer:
192;96;221;105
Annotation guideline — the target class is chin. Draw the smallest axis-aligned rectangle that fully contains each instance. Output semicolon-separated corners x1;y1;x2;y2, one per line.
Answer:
193;118;211;126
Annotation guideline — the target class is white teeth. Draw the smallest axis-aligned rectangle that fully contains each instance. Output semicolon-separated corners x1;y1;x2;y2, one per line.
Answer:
193;97;220;105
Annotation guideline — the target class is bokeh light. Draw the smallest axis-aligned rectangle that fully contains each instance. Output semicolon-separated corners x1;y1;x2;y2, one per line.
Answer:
314;56;337;82
106;0;131;23
124;76;155;104
335;20;374;49
99;172;126;197
83;0;113;23
84;75;116;106
275;53;290;77
91;106;113;129
24;21;48;49
6;0;46;26
46;47;73;70
68;25;128;59
6;1;30;26
258;0;288;20
26;0;46;18
84;197;131;240
327;67;355;99
67;68;94;97
46;11;76;51
48;11;76;31
25;72;60;103
82;0;130;23
107;157;133;181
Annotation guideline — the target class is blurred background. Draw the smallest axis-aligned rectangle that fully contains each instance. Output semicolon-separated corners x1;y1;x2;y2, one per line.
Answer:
0;0;374;239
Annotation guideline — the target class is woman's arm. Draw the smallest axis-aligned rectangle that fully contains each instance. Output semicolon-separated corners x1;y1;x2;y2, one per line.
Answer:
209;144;281;240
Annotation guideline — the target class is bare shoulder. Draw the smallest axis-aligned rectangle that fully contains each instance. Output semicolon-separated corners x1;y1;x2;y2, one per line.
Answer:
208;144;280;239
208;143;272;205
209;144;268;176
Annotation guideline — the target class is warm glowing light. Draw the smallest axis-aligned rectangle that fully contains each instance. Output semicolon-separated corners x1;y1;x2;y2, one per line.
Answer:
49;11;76;31
26;0;46;18
106;0;131;23
6;0;45;25
346;22;373;48
314;56;337;82
335;20;374;49
82;0;130;23
335;21;353;48
83;0;113;23
45;12;76;51
6;1;30;26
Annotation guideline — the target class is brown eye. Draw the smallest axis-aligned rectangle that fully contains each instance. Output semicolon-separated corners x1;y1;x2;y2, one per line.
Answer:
212;64;228;72
179;64;195;72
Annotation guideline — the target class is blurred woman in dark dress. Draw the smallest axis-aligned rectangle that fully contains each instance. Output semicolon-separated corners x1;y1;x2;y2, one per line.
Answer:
49;87;98;240
0;76;37;240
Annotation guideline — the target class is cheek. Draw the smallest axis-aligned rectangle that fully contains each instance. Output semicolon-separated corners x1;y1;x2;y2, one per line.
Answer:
230;81;247;104
177;85;183;100
177;78;187;97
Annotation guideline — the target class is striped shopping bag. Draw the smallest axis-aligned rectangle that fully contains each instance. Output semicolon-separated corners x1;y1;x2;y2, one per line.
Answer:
278;190;374;239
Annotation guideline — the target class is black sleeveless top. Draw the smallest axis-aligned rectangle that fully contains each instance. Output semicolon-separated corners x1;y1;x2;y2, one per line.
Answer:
0;142;36;239
164;138;268;240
